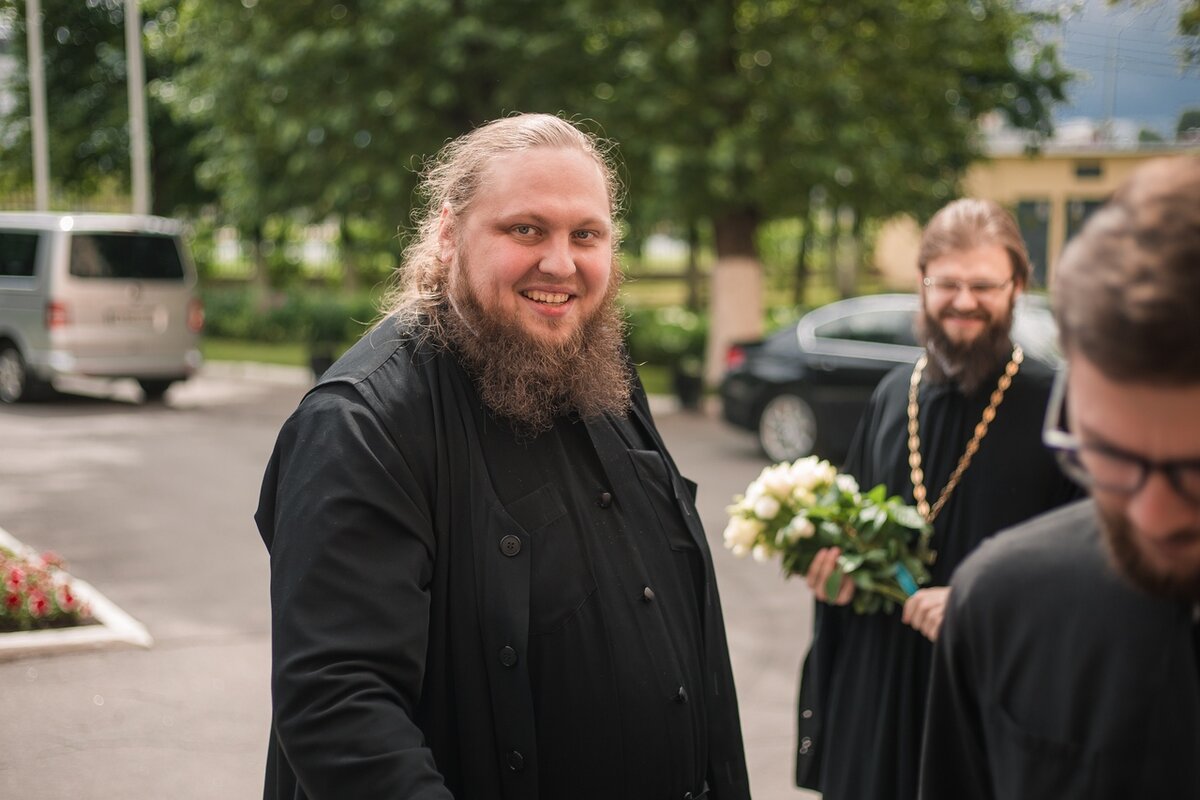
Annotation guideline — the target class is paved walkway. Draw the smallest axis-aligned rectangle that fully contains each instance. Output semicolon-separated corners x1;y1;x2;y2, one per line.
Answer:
0;364;819;799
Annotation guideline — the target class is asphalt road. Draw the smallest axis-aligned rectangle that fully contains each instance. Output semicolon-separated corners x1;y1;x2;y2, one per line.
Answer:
0;365;818;799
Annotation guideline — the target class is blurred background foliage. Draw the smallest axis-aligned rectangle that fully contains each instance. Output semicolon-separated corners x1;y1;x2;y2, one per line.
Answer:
8;0;1174;380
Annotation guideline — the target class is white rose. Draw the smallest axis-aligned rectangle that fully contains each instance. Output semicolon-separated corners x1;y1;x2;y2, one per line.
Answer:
789;456;824;492
723;516;762;554
752;544;772;563
785;516;816;542
835;474;859;495
792;486;816;506
761;464;795;497
744;479;765;504
753;495;782;521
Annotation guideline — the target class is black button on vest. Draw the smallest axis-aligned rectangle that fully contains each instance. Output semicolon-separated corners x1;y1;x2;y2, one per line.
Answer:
499;534;521;557
506;750;525;772
499;645;518;668
597;491;613;508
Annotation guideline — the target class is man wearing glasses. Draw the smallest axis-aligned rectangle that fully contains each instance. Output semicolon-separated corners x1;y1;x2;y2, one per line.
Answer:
921;156;1200;799
796;199;1081;800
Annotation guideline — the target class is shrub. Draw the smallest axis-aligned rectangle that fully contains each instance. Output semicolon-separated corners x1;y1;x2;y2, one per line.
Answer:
625;305;708;366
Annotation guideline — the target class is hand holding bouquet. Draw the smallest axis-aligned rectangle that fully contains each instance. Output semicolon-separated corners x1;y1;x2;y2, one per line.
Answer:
723;456;933;614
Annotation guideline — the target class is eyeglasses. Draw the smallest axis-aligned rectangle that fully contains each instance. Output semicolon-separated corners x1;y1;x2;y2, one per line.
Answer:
922;277;1013;297
1042;366;1200;504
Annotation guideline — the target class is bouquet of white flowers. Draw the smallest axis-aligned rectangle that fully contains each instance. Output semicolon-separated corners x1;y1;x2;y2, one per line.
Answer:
723;456;934;614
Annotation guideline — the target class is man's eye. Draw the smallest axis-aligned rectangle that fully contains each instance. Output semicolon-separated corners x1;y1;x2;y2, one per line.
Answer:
512;225;537;236
573;230;597;241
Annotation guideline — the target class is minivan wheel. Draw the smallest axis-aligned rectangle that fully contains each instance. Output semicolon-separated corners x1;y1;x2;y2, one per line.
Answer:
138;378;174;402
758;392;818;462
0;345;38;404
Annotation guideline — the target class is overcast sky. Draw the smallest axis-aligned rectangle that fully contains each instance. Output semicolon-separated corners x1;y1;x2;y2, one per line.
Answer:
1045;0;1200;134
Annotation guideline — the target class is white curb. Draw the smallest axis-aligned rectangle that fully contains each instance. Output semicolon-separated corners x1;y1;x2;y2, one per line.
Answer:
0;526;153;661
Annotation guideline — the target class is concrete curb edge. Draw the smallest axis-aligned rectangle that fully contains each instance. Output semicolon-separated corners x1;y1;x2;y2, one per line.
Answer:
0;526;153;661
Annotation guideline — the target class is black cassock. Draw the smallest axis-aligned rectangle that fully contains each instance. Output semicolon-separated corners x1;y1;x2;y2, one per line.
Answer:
257;321;750;800
795;356;1082;800
922;500;1200;800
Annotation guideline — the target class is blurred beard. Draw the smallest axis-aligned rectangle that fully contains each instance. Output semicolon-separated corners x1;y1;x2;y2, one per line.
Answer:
918;300;1015;395
437;256;632;436
1097;504;1200;603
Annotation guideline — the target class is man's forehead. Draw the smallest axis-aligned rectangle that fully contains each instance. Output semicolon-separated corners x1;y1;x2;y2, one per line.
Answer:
925;243;1009;271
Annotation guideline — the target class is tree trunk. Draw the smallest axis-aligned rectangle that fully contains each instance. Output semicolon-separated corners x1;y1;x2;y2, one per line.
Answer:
685;220;702;312
340;216;360;292
250;224;271;299
706;207;764;386
834;207;860;299
794;204;812;307
827;209;843;298
713;209;760;259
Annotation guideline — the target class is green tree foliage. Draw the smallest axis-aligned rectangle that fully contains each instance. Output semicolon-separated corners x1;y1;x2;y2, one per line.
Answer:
589;0;1070;261
159;0;607;247
1178;107;1200;139
6;0;1071;303
0;0;211;214
1184;1;1200;63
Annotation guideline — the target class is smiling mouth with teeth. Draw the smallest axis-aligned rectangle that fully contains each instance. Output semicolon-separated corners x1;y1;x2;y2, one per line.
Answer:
522;290;571;305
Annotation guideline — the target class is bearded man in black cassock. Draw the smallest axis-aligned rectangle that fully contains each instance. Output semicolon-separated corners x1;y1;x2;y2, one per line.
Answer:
255;114;750;800
794;199;1082;800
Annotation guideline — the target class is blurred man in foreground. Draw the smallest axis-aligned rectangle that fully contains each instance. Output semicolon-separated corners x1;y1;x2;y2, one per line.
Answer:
921;156;1200;799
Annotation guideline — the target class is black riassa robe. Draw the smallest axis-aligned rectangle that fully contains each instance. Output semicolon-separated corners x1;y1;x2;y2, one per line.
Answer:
795;355;1082;800
922;500;1200;800
255;320;751;800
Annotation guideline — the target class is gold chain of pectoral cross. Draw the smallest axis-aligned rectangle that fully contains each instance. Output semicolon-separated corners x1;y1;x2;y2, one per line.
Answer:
907;345;1024;525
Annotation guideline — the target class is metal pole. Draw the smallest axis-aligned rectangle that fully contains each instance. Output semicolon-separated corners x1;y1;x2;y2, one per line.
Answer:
25;0;50;211
125;0;150;214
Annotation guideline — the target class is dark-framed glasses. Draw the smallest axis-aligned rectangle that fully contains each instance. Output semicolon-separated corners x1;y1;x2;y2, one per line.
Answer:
1042;366;1200;504
921;276;1013;297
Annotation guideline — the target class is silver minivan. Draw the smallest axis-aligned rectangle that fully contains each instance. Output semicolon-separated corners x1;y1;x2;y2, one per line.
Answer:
0;212;204;403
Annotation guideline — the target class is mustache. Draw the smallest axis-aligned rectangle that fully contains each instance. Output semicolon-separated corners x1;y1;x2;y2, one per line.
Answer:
938;309;989;321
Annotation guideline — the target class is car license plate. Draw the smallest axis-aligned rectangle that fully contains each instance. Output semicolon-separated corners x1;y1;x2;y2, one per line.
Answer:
106;306;156;326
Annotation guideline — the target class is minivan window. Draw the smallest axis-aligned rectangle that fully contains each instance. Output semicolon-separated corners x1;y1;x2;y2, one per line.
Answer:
69;232;185;280
0;231;39;277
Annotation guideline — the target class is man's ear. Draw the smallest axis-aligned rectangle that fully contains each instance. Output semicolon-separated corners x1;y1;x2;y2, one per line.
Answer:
438;203;457;264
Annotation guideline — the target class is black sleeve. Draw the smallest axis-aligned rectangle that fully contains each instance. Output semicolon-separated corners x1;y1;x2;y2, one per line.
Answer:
258;383;453;799
919;575;993;800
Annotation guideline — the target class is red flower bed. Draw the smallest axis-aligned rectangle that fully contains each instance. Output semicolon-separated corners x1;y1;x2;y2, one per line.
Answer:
1;546;96;633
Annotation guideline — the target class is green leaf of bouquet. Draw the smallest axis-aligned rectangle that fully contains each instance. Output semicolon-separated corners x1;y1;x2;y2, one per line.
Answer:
891;505;927;530
824;567;844;601
866;484;887;503
839;553;865;573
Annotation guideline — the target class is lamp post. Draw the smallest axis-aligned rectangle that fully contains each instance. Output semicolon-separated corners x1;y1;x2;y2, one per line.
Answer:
125;0;150;214
24;0;49;211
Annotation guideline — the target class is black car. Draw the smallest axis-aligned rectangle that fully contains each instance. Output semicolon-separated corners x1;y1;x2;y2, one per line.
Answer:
718;293;1061;463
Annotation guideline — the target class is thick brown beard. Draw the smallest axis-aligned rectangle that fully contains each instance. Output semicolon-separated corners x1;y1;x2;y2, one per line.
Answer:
437;260;632;436
918;301;1015;395
1097;504;1200;603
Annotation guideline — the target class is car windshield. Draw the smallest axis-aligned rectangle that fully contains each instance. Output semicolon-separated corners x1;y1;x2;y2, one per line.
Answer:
69;233;185;280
